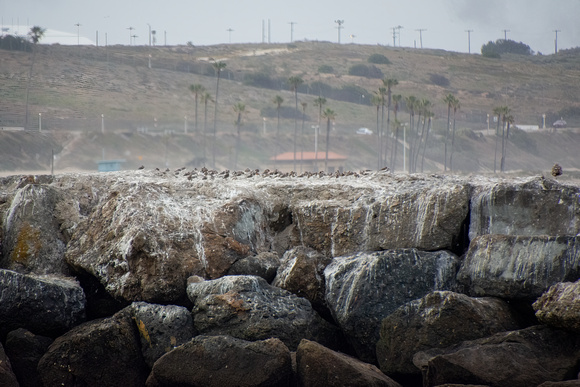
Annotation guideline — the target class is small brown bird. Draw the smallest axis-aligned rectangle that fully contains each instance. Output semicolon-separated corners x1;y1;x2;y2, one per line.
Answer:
551;163;563;177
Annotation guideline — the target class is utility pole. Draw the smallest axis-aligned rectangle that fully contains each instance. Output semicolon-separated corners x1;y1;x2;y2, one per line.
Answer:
75;22;81;46
289;21;296;43
335;20;344;44
502;29;510;41
227;28;234;43
553;29;561;54
392;25;403;47
147;23;152;46
465;29;473;53
127;26;134;45
415;28;426;48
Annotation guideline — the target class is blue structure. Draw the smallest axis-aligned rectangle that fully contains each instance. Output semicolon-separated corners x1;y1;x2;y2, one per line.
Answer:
97;160;125;172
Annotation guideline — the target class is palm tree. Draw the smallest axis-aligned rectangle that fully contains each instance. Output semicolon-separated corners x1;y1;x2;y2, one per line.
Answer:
25;26;46;130
449;96;461;172
273;95;284;164
211;60;227;168
420;110;435;172
501;113;514;172
492;106;506;173
383;78;398;167
371;94;382;169
300;102;308;173
500;107;512;172
313;97;326;170
200;92;213;164
390;94;402;171
288;75;304;172
414;99;432;171
443;93;455;172
233;102;245;170
404;95;417;173
377;86;387;167
189;84;205;133
322;107;336;172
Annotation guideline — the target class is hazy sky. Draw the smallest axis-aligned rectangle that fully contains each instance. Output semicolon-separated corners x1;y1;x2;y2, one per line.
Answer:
1;0;578;54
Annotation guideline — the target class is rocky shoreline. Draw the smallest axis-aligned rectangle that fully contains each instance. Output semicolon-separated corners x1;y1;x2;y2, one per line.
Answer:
1;169;579;386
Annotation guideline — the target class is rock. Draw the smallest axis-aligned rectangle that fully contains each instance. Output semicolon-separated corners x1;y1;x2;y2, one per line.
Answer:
37;307;149;387
415;325;580;387
376;291;521;376
0;341;19;387
272;246;332;315
227;251;280;283
457;235;580;300
130;301;196;368
0;269;86;337
291;177;470;256
538;381;580;387
187;275;338;350
1;184;70;275
469;177;580;240
324;249;460;363
147;335;292;387
4;328;53;387
296;339;402;387
534;280;580;332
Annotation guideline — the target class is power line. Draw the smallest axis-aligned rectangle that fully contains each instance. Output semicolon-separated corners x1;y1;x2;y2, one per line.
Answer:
334;20;344;44
415;28;426;48
289;21;296;43
392;25;403;47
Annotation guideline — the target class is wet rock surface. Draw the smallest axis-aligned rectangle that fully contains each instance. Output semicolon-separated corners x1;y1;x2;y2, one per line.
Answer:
1;171;580;386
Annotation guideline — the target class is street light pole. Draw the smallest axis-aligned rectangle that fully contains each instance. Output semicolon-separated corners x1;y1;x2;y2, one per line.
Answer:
334;20;344;44
38;113;42;132
101;114;104;134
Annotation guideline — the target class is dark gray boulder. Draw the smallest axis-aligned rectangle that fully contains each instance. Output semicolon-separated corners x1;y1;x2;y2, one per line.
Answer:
538;381;580;386
146;335;292;387
469;177;580;240
0;341;19;387
1;184;71;275
227;251;280;283
415;325;580;387
272;246;332;314
130;301;196;368
534;280;580;332
4;328;53;387
324;249;460;363
187;275;339;350
296;339;402;387
37;308;149;387
376;291;521;376
0;269;86;336
457;235;580;300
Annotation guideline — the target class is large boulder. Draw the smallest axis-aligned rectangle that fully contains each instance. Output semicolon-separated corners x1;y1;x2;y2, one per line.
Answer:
457;235;580;300
4;328;53;387
1;184;70;275
0;341;19;387
130;301;196;368
469;177;580;240
227;251;280;283
534;280;580;332
376;291;521;376
0;269;86;336
272;246;332;314
290;176;470;256
187;275;338;350
415;325;580;387
324;249;460;363
37;308;149;387
147;335;292;387
296;339;402;387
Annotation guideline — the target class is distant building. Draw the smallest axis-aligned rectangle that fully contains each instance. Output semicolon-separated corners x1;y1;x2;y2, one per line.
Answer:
97;160;125;172
271;151;347;173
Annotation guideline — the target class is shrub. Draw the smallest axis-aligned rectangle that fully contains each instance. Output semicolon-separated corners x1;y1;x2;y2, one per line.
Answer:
367;53;391;64
429;74;450;87
348;64;384;79
318;64;334;74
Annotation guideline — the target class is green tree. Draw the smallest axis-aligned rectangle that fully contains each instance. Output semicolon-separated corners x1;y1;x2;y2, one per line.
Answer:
443;93;455;171
390;94;402;171
200;92;213;164
383;78;398;167
233;102;245;170
189;84;205;133
448;96;461;172
322;107;336;172
25;26;46;130
273;95;284;164
288;75;304;171
211;60;227;168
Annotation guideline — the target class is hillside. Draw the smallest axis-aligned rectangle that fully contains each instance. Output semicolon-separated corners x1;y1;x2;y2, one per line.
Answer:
1;42;579;175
